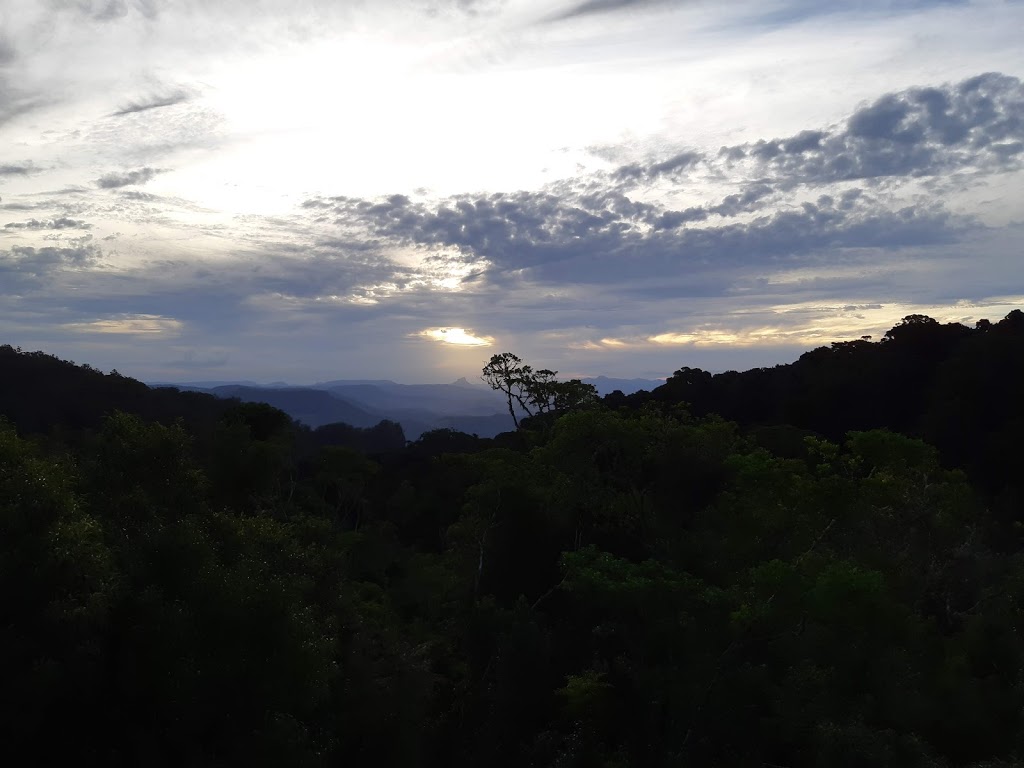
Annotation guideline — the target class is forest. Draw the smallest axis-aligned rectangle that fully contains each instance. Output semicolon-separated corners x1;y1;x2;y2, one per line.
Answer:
2;310;1024;767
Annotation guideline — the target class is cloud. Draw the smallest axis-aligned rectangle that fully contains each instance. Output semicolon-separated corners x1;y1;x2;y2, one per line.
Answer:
0;76;48;128
718;72;1024;184
0;163;35;177
549;0;970;26
603;73;1024;193
2;244;99;268
4;217;92;230
0;0;1017;386
293;75;1016;334
46;0;137;22
118;190;159;201
0;34;15;65
95;167;164;188
0;244;102;291
547;0;676;23
611;150;703;184
112;89;190;116
8;69;1005;380
309;186;970;291
62;313;183;335
743;0;969;30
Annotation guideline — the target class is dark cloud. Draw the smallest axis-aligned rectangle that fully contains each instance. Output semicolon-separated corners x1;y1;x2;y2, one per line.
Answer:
550;0;967;26
548;0;675;23
421;0;507;18
650;184;778;228
744;0;969;30
308;185;971;291
0;36;15;65
40;235;417;343
95;167;164;188
112;89;190;116
0;163;35;176
0;38;47;128
0;82;47;127
248;238;405;301
736;73;1024;184
0;244;101;290
783;130;826;154
315;191;636;273
118;190;159;201
47;0;135;21
612;150;702;184
628;73;1024;190
5;245;98;267
4;217;92;230
133;0;164;19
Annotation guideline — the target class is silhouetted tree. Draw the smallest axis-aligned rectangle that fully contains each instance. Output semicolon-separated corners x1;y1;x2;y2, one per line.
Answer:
481;353;598;429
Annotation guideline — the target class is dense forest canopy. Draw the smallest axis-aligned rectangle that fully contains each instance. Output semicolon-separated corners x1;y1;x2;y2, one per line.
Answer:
2;311;1024;767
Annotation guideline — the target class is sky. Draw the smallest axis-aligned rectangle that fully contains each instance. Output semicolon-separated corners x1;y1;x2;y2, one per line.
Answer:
1;0;1023;383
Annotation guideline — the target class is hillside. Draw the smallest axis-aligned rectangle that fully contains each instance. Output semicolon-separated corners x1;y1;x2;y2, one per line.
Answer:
624;311;1024;513
3;315;1024;767
211;385;381;429
198;381;517;438
0;345;231;437
0;345;406;454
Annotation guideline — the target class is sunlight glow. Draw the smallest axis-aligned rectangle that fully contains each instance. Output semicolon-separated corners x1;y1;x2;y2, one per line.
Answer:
63;314;183;336
418;328;494;346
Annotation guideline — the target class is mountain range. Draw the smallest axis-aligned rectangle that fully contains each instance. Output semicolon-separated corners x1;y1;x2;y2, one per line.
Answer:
151;376;663;439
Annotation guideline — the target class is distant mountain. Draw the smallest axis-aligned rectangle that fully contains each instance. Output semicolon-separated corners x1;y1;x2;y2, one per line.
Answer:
149;379;263;389
312;378;400;388
191;383;516;439
211;386;380;429
147;374;654;439
581;376;664;396
321;381;507;418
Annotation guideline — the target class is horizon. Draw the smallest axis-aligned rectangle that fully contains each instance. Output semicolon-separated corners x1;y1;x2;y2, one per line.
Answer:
14;306;1022;389
110;341;824;385
2;1;1022;382
142;372;671;388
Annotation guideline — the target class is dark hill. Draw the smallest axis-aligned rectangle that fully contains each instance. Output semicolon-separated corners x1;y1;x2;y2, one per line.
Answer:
211;385;380;429
0;345;407;454
0;345;231;437
623;310;1024;507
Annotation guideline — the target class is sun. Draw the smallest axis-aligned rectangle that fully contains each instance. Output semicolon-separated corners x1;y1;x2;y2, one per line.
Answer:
419;328;494;346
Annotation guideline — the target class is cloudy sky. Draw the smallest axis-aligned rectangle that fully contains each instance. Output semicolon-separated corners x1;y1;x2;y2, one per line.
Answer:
2;0;1023;383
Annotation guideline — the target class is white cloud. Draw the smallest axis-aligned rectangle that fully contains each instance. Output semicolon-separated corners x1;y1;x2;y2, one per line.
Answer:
63;314;184;335
418;327;495;346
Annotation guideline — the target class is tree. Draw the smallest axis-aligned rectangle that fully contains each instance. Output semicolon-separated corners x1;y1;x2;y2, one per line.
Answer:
482;353;534;429
481;353;598;429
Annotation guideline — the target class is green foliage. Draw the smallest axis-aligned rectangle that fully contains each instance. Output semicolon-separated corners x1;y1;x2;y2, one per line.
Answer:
4;319;1024;766
557;669;613;718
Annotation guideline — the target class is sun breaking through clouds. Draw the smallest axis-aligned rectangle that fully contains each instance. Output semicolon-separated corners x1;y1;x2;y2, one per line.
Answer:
419;328;496;347
0;0;1022;381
